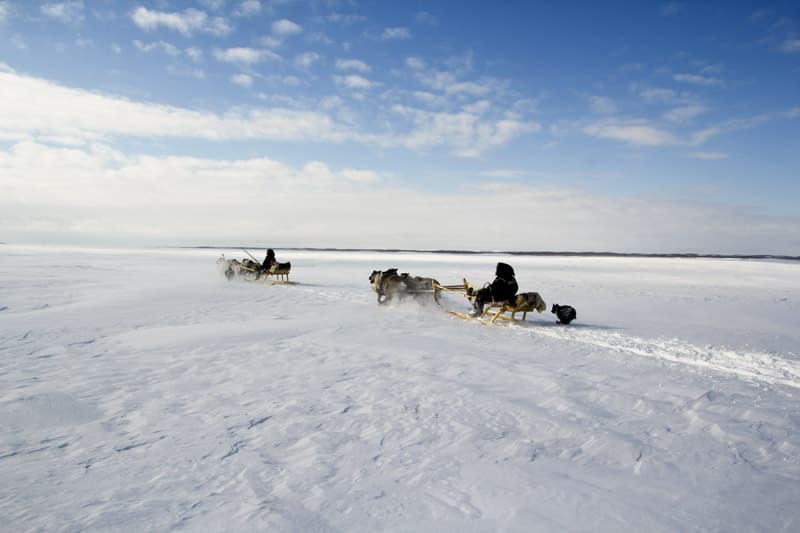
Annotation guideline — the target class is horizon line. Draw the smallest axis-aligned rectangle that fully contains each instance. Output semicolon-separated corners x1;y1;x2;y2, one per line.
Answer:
185;245;800;261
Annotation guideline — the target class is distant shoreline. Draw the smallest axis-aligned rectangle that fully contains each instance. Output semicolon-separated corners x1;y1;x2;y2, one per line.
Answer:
187;246;800;262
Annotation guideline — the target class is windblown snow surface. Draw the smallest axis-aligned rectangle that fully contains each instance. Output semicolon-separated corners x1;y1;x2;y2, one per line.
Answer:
1;245;799;532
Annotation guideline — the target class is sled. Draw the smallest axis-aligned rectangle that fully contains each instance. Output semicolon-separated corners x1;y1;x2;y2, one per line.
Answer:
433;279;546;323
217;254;293;284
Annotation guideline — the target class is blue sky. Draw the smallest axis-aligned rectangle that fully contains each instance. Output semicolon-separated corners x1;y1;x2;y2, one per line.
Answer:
1;1;799;253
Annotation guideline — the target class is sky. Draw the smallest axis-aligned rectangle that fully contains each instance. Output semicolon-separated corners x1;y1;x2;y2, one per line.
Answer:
1;1;799;254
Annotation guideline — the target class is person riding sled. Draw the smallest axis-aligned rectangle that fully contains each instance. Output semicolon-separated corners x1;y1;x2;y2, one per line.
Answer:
262;249;276;270
470;262;518;317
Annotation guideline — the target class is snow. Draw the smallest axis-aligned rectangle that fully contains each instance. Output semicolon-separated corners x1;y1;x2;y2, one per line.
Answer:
1;245;799;532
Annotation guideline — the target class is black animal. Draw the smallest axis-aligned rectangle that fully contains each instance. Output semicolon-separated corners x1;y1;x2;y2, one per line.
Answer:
551;304;577;325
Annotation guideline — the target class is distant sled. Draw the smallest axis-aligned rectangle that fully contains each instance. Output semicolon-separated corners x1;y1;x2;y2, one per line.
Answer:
217;252;293;284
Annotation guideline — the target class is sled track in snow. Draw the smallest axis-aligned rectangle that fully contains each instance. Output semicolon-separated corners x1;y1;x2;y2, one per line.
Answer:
515;324;800;390
289;283;800;390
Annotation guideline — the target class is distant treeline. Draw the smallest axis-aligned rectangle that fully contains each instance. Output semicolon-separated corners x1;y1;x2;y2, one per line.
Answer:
188;246;800;262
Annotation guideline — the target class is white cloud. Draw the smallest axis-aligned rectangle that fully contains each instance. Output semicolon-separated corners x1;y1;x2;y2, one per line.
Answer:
406;57;425;70
700;63;724;74
11;34;27;50
133;40;181;57
781;38;800;53
335;59;370;72
198;0;226;10
111;43;122;54
673;73;725;87
689;152;729;160
272;18;301;37
393;105;540;157
259;35;282;48
663;104;707;123
335;74;374;90
0;70;355;145
412;91;444;106
214;47;281;64
3;142;797;254
0;1;10;25
324;13;366;25
416;11;438;25
295;52;320;68
381;27;411;40
659;2;685;17
583;119;678;147
589;96;617;114
41;1;84;25
637;87;678;104
480;169;525;179
231;73;253;88
234;0;261;17
185;47;203;62
166;65;205;80
130;7;231;37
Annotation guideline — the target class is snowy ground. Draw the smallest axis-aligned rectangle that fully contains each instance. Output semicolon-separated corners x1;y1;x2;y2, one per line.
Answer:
1;245;799;532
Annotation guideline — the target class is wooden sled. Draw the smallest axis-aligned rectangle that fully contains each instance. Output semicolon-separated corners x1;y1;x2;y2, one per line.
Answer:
217;255;293;284
261;262;291;283
433;279;546;323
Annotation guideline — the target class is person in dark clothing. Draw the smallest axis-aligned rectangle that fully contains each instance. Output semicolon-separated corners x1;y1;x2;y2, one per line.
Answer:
470;262;518;317
262;249;276;270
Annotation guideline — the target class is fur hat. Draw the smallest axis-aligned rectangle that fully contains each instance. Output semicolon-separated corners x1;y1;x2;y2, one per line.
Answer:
495;262;515;279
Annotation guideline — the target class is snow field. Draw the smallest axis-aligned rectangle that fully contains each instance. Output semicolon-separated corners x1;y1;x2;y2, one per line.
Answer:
1;246;799;532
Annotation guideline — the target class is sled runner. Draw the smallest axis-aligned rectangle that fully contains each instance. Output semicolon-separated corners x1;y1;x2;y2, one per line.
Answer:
433;279;546;323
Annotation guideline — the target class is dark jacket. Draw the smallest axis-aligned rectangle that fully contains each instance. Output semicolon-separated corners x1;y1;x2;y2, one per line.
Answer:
489;262;518;302
262;249;276;269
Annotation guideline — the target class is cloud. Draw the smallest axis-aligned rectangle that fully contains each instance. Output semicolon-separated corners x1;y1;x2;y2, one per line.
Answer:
130;6;231;37
41;1;84;24
381;27;411;40
393;105;540;157
781;38;800;53
480;169;525;179
0;1;10;25
133;40;181;57
583;119;678;147
637;87;678;104
166;65;205;80
416;11;438;26
335;59;370;72
0;70;355;144
689;152;728;160
589;96;617;114
406;57;425;70
214;47;281;64
272;18;301;36
198;0;226;10
185;47;203;62
673;73;725;87
295;52;320;68
663;104;707;123
750;9;774;24
231;73;253;87
335;74;375;90
324;13;366;25
3;141;798;254
234;0;261;17
659;2;685;17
